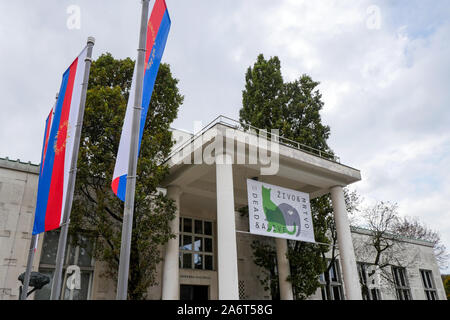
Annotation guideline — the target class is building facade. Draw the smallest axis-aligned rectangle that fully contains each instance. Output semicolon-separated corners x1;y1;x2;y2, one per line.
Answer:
0;117;446;300
0;158;40;300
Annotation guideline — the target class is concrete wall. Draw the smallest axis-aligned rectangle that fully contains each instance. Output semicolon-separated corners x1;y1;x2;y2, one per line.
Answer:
89;260;116;300
0;158;40;300
351;228;446;300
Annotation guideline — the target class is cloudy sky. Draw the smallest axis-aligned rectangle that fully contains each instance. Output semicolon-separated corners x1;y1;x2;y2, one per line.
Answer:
0;1;449;273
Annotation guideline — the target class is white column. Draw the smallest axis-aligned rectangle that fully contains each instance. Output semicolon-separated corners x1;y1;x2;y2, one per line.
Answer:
330;185;362;300
275;238;294;300
216;153;240;300
162;185;181;300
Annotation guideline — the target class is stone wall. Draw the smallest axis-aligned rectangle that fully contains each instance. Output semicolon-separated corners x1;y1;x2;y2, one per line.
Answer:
0;158;40;300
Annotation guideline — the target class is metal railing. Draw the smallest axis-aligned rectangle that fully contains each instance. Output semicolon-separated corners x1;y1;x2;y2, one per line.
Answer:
166;115;340;163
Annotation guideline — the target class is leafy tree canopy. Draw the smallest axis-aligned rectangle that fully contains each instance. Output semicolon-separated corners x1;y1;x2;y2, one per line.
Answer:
69;53;183;300
239;53;332;154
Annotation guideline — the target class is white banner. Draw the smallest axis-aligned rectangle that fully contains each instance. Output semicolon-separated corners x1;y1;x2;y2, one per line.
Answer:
246;179;315;243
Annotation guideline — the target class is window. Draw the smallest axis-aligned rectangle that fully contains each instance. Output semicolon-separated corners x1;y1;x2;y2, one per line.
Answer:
319;260;344;300
179;217;214;271
357;263;382;300
34;230;94;300
392;267;412;300
420;270;438;300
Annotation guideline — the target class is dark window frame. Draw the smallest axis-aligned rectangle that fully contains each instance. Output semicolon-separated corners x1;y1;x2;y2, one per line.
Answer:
392;266;412;300
319;259;344;300
357;262;382;300
179;217;214;271
420;269;438;300
35;230;94;300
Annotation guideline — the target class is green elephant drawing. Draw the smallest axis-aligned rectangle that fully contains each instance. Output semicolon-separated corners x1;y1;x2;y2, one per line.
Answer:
261;186;301;236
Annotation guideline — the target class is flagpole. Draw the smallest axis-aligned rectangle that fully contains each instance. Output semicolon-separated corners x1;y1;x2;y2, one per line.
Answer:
19;235;37;300
116;0;150;300
50;37;95;300
20;93;58;301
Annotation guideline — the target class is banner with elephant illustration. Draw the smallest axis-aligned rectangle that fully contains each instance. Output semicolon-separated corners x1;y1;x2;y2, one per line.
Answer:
246;179;315;243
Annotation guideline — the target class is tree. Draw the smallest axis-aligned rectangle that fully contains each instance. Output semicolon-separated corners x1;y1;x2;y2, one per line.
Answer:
240;54;285;131
240;54;332;157
443;275;450;300
69;53;184;299
286;200;329;300
393;216;449;270
354;202;449;299
250;240;279;300
250;207;327;300
241;54;334;299
282;76;331;152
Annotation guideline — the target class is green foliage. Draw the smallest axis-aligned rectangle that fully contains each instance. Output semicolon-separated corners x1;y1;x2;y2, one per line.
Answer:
240;55;285;131
287;194;336;299
282;77;331;152
69;53;183;300
250;240;279;300
243;54;335;299
444;276;450;300
287;241;327;300
250;196;331;300
239;54;332;155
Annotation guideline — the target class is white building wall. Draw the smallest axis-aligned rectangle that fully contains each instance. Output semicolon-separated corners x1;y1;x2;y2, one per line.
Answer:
233;217;446;301
344;229;445;300
0;158;40;300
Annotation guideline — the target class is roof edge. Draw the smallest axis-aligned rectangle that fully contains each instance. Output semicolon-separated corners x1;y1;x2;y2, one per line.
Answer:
0;157;40;174
350;225;435;247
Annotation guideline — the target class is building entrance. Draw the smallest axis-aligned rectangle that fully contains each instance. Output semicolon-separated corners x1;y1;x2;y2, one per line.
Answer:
180;285;209;300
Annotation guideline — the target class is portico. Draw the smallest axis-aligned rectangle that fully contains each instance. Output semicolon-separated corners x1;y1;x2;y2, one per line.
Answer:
160;116;362;300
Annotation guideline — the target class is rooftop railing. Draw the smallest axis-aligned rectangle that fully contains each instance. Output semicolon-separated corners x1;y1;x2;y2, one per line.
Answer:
167;115;340;163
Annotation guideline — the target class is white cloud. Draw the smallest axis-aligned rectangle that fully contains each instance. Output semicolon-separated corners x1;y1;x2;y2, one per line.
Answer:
228;0;450;271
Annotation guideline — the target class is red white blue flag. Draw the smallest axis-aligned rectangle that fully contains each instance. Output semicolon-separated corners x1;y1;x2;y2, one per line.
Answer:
32;46;89;235
112;0;171;201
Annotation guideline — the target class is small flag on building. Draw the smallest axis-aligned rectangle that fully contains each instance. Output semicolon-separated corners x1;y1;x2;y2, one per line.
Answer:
112;0;171;201
32;46;90;235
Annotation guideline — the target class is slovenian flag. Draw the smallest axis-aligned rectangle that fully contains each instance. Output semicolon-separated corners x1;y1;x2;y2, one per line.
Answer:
32;46;89;235
112;0;171;201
